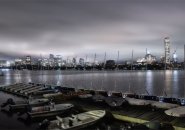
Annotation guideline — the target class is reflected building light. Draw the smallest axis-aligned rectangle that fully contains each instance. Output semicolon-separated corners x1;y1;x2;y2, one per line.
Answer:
28;78;32;83
173;70;178;80
172;50;178;63
164;71;172;92
145;70;153;94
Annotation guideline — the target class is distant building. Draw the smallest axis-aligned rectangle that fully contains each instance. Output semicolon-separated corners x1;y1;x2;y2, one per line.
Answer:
160;55;165;63
85;62;93;67
15;58;23;65
37;58;43;66
25;56;31;65
0;60;10;67
49;54;55;66
105;60;116;69
42;58;49;66
72;58;77;66
49;54;54;59
79;58;85;66
62;60;67;66
137;52;156;65
55;55;62;67
164;37;171;64
145;53;156;64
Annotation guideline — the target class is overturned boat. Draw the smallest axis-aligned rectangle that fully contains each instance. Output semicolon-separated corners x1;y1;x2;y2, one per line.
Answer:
27;103;74;119
9;98;50;110
43;92;63;98
165;106;185;117
125;97;152;106
151;102;179;109
46;110;106;130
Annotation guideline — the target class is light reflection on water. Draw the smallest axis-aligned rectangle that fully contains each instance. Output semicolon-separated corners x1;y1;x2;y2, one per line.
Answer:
0;70;185;98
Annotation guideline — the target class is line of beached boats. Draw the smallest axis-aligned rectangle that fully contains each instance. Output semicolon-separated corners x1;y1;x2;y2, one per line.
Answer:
0;82;185;130
1;98;106;129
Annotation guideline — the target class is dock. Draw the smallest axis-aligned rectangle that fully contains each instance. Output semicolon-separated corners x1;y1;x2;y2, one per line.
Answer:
1;83;185;130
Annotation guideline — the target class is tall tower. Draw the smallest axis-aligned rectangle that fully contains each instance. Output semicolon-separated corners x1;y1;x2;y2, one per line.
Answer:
164;37;170;64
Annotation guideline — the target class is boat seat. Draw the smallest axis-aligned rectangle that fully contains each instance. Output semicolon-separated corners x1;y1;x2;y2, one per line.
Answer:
61;123;69;129
57;117;69;129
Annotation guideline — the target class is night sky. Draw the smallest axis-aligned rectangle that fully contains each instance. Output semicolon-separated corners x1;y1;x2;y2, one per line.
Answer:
0;0;185;61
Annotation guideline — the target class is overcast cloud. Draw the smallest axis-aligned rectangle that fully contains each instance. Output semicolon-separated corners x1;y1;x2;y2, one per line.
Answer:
0;0;185;61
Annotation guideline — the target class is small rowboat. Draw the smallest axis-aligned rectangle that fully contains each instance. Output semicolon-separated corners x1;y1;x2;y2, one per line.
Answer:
125;97;152;106
47;110;106;130
165;106;185;117
9;98;50;110
28;103;74;119
151;102;179;109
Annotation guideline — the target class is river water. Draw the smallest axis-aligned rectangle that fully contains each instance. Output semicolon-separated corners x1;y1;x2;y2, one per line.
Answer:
0;70;185;98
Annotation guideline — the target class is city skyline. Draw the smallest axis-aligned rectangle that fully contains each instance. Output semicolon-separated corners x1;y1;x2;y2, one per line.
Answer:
1;0;185;60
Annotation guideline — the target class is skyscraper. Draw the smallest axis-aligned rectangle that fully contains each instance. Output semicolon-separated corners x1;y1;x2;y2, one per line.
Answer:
164;37;170;64
79;58;85;66
25;55;31;65
49;54;54;59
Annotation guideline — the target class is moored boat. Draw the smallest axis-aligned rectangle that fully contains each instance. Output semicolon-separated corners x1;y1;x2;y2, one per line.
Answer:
177;98;185;106
43;92;85;101
91;90;109;102
5;84;26;91
46;110;106;130
110;92;123;97
9;98;50;110
95;90;108;97
20;86;43;94
136;94;158;101
9;84;29;92
92;94;106;102
33;90;57;96
27;103;74;119
13;85;33;93
78;94;93;99
105;97;125;107
43;92;63;98
122;92;136;98
157;96;178;104
24;87;48;95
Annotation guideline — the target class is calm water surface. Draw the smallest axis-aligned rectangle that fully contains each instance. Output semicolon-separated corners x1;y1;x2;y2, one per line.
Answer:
0;70;185;98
